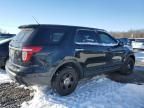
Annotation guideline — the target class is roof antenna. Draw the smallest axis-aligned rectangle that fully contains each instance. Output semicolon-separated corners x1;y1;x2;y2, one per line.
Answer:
32;16;40;25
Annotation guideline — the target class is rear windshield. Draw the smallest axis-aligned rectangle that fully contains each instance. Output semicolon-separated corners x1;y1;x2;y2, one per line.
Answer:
13;28;66;45
13;29;34;43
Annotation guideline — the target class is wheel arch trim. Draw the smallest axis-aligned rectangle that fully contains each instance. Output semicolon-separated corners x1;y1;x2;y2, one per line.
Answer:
49;58;84;86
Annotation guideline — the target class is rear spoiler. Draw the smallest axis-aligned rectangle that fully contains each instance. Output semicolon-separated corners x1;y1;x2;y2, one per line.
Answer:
19;24;40;29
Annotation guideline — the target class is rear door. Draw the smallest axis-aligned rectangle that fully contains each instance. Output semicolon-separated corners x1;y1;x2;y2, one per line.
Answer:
74;30;109;77
98;31;124;68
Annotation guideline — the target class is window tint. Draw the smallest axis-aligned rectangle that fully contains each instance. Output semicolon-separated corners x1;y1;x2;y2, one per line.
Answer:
31;28;66;45
50;32;64;43
98;32;117;44
75;30;100;43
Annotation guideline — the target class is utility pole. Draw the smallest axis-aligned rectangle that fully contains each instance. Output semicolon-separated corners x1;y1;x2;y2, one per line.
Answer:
131;33;134;38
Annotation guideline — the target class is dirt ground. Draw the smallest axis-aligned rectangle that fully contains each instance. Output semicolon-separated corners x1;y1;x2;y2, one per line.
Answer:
0;82;34;108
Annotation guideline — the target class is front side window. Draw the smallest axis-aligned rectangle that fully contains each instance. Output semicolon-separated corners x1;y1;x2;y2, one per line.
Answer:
98;32;117;44
75;30;100;44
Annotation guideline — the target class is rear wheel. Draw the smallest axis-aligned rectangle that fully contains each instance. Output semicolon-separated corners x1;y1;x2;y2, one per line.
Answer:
52;67;78;96
119;57;135;75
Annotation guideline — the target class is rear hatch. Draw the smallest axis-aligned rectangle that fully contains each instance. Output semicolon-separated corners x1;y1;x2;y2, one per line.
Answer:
9;29;35;65
9;26;66;67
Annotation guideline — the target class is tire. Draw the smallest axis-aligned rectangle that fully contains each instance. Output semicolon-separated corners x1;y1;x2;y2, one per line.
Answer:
52;67;78;96
1;66;5;70
0;58;8;70
0;63;5;70
119;57;135;75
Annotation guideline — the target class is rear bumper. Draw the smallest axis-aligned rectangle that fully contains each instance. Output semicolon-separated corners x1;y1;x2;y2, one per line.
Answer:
6;61;54;87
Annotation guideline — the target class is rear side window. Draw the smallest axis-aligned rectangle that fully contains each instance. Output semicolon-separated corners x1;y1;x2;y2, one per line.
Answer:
31;28;66;45
50;32;64;43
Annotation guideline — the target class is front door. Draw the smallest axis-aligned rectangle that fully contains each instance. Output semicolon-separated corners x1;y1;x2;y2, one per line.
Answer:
74;30;109;77
97;31;124;68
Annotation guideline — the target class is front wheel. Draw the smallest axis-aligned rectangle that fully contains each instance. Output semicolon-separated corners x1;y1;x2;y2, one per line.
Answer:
52;67;78;96
119;57;135;75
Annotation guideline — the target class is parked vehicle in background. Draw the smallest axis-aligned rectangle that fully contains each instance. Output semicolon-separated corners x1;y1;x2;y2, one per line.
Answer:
6;24;135;96
131;38;144;50
0;33;15;41
0;38;12;69
129;38;135;42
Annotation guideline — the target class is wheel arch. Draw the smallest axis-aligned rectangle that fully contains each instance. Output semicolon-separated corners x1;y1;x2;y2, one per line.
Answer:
129;55;135;62
51;59;84;84
123;51;135;63
128;54;135;63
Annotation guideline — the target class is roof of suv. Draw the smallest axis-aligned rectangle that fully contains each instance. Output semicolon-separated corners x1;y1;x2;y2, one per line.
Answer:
19;24;106;32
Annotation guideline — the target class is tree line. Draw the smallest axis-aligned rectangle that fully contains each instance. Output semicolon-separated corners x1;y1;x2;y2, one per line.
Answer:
110;29;144;38
1;28;144;38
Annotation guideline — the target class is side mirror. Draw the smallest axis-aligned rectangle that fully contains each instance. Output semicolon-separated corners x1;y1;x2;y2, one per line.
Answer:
118;40;124;46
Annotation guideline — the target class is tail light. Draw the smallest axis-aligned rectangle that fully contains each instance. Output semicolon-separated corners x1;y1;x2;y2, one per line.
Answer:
22;46;42;63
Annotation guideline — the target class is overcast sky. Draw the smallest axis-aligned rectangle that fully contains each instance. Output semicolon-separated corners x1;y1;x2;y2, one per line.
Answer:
0;0;144;34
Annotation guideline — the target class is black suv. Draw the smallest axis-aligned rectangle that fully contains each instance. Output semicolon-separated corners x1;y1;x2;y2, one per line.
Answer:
6;24;135;96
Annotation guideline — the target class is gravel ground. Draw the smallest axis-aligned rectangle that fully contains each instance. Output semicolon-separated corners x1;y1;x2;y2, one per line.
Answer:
0;82;34;108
